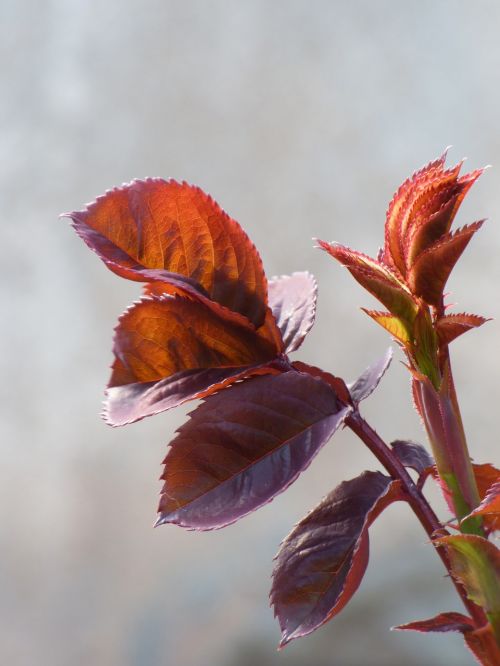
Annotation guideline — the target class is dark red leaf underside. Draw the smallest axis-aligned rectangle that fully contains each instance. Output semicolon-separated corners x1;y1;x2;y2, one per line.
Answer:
271;471;402;646
157;371;350;530
409;221;484;306
348;348;393;404
268;272;317;352
66;179;269;327
394;611;474;634
390;440;434;476
105;296;279;425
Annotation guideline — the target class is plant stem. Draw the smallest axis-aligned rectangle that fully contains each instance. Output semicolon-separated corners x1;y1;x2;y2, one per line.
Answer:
346;411;487;629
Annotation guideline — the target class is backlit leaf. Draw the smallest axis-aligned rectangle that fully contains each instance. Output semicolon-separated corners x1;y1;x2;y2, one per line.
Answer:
409;221;484;306
66;179;269;327
157;371;350;530
291;361;351;404
361;310;411;344
268;272;317;352
434;535;500;616
436;313;489;346
105;295;279;425
317;241;417;322
348;348;393;404
467;481;500;530
271;471;402;646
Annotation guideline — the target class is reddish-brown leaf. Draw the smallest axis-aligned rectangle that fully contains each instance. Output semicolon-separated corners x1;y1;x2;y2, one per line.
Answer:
105;295;280;425
317;241;417;322
291;361;351;404
384;152;449;274
408;220;484;306
464;624;500;666
268;272;317;352
394;611;474;634
271;471;403;646
467;482;500;530
157;371;350;530
471;464;500;535
436;313;489;345
66;179;269;327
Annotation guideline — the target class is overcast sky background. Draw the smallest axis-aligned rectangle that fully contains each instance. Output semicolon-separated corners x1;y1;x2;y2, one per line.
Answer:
2;2;500;665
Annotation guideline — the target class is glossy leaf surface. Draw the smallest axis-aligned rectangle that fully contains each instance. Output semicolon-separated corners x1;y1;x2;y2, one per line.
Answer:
157;371;350;530
268;272;317;352
348;348;393;404
390;440;434;476
105;296;279;425
66;179;269;327
271;471;402;646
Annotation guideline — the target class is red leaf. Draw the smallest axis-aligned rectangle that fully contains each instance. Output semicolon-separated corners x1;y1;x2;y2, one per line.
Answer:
348;348;393;404
464;624;500;666
390;440;434;476
268;272;317;352
408;220;485;306
291;361;351;404
65;179;269;327
384;151;449;274
105;296;279;425
394;611;474;634
317;241;417;322
157;371;350;530
436;313;489;345
467;481;500;529
270;471;402;646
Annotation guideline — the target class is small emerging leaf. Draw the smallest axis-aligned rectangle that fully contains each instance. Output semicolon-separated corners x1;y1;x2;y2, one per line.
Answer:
467;481;500;530
361;310;410;344
348;348;393;404
268;272;317;353
157;371;350;530
271;471;402;646
390;440;434;476
436;313;489;345
409;220;485;306
394;611;474;634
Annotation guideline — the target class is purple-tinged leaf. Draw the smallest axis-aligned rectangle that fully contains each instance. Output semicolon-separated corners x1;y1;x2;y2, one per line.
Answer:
394;611;474;634
157;371;351;530
291;361;351;404
391;440;434;476
348;348;393;404
271;471;403;646
268;272;317;352
104;364;278;426
104;295;280;425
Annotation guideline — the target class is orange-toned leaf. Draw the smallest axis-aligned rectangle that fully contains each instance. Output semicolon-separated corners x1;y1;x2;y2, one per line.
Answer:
66;179;269;327
361;309;411;343
468;464;500;534
105;295;280;425
384;152;448;274
436;313;489;345
467;482;500;523
318;241;417;322
408;220;484;306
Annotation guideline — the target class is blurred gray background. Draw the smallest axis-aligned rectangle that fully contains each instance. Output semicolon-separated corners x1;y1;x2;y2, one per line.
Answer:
2;1;500;665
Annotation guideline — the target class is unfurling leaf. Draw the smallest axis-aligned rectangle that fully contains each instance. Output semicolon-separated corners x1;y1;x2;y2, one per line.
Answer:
434;535;500;619
270;471;402;646
105;295;280;425
268;272;317;352
408;220;484;306
157;371;350;530
361;310;411;344
436;313;489;345
317;241;417;323
65;179;269;327
466;481;500;531
390;440;434;476
394;611;474;634
348;348;393;404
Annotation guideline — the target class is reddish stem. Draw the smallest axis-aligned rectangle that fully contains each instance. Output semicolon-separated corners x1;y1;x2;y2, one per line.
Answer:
347;411;487;629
